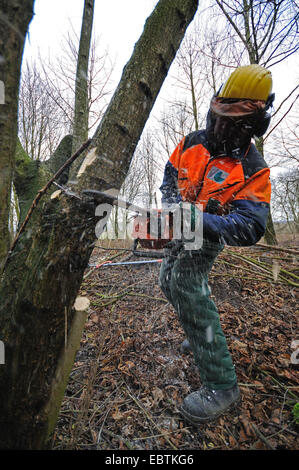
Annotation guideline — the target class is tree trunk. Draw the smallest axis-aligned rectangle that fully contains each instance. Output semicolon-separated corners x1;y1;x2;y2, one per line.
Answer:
255;137;278;245
71;0;94;166
189;59;199;130
0;0;198;449
264;210;278;245
0;0;34;270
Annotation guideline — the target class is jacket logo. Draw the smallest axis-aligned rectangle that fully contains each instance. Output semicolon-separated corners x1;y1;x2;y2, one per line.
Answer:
207;166;229;184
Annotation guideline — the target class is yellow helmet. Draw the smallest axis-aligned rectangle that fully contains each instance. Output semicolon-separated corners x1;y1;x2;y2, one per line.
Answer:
219;64;272;101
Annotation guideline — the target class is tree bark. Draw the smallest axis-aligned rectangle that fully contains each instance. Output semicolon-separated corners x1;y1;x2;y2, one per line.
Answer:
264;211;278;245
0;0;34;270
0;0;198;449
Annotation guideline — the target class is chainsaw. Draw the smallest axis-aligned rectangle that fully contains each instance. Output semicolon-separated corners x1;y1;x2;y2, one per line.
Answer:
82;189;173;258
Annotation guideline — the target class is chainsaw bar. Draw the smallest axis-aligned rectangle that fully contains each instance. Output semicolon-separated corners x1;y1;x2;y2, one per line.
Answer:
82;189;145;213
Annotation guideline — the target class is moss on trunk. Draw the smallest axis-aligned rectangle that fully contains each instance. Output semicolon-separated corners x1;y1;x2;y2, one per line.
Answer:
14;135;73;226
0;0;34;269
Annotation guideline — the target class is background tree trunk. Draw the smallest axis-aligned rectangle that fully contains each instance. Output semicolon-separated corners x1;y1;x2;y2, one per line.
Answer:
0;0;198;449
255;136;278;245
71;0;95;158
0;0;34;270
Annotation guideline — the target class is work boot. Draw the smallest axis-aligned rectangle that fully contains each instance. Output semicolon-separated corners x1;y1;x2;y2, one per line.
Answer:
180;384;240;424
180;339;192;354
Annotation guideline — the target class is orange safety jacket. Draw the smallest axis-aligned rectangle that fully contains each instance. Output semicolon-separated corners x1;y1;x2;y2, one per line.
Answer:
159;130;271;246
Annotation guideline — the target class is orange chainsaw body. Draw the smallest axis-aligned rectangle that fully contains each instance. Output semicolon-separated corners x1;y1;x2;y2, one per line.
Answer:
132;209;173;249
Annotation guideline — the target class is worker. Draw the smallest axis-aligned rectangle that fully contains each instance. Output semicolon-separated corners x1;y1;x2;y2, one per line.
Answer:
158;64;274;424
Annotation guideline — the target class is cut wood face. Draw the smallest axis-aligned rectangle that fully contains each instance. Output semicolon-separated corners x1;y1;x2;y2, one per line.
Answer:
74;296;90;312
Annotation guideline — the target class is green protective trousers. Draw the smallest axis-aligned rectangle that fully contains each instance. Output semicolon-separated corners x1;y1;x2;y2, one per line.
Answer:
159;240;237;390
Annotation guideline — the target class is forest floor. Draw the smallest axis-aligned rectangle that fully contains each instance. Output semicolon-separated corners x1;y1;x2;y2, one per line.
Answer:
52;235;298;451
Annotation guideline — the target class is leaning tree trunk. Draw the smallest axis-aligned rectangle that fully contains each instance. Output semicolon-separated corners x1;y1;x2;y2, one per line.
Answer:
0;0;198;449
0;0;34;270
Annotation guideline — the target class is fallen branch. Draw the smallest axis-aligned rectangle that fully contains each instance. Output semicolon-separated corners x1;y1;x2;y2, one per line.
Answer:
260;369;298;401
132;427;191;441
225;250;299;287
127;292;168;302
250;423;276;450
256;243;299;256
101;428;135;450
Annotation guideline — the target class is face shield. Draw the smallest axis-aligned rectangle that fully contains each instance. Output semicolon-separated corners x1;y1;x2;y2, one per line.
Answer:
206;97;266;159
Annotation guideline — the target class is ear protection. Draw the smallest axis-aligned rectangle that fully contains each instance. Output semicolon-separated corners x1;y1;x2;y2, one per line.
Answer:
253;92;275;137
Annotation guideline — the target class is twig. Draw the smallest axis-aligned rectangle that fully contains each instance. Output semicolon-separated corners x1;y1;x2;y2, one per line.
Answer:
256;243;299;256
127;292;168;302
239;383;264;388
267;422;299;437
96;408;111;449
92;291;133;308
250;423;276;450
225;249;299;287
260;369;298;401
125;386;178;450
132;427;190;440
218;258;273;280
101;428;135;450
68;309;109;448
7;138;92;261
94;278;148;299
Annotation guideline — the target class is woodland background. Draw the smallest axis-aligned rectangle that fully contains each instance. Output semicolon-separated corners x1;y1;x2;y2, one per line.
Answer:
0;0;298;450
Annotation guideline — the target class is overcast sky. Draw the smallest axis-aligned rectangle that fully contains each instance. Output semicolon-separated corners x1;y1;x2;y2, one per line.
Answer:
22;0;298;177
23;0;297;105
23;0;159;86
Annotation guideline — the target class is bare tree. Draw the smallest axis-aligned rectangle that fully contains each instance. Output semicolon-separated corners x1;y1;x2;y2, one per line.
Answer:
154;11;238;164
215;0;299;67
156;101;195;163
41;28;114;135
18;61;67;160
212;0;299;244
272;168;299;233
264;96;299;170
134;131;162;207
174;32;207;130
